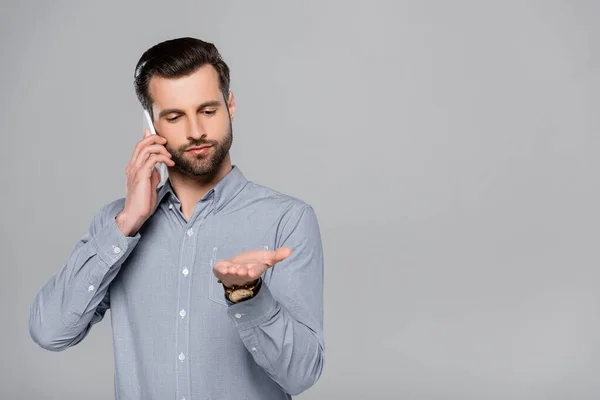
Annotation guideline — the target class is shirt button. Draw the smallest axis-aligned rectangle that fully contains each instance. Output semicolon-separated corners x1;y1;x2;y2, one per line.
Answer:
113;246;121;254
179;309;186;318
168;204;173;210
251;347;257;352
187;228;193;236
178;352;185;361
234;313;242;319
88;285;95;291
182;267;189;276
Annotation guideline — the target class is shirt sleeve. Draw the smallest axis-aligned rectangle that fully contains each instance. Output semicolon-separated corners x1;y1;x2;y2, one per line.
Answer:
29;199;140;351
226;205;325;396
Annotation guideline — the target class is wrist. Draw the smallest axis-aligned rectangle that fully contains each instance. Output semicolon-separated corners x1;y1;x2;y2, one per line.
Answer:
221;278;262;304
220;278;259;289
115;211;139;237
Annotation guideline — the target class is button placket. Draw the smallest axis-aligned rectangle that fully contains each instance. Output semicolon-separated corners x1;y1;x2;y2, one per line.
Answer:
175;203;214;400
176;222;200;400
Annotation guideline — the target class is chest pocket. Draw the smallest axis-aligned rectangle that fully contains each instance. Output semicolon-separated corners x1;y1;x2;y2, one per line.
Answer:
208;244;270;306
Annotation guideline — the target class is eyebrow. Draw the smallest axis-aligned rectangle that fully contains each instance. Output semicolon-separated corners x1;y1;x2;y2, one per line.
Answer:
157;100;222;119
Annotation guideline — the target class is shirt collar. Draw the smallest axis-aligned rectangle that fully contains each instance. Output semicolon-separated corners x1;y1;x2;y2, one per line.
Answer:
155;165;248;213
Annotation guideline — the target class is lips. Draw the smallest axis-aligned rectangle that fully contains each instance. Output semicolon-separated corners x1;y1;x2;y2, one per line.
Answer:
186;145;212;151
185;145;213;154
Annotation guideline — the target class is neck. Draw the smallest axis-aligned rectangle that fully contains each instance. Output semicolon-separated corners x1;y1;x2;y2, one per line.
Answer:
167;155;232;220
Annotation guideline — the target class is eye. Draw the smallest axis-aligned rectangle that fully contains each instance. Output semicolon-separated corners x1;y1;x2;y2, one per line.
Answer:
166;116;180;122
203;109;216;116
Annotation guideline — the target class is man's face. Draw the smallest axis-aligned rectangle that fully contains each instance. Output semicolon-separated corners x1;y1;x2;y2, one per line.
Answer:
149;64;235;177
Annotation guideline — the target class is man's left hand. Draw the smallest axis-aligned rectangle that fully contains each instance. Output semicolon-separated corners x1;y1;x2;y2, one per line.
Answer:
213;247;292;287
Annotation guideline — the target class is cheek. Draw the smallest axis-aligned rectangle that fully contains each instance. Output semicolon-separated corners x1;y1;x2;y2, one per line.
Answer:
164;143;176;155
208;114;230;133
158;128;185;147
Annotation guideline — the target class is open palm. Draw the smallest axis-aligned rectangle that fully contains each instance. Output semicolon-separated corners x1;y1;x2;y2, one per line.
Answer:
213;247;292;287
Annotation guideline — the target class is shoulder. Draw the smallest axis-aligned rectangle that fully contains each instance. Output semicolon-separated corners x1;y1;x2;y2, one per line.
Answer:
243;180;313;214
240;180;320;231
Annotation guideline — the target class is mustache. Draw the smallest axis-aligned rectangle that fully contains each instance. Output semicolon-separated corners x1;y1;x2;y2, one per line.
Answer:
177;138;219;151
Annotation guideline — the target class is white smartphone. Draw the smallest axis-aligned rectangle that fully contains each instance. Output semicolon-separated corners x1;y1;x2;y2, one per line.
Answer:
143;109;168;184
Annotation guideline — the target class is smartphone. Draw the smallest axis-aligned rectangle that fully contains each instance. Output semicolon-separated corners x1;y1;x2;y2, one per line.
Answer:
143;109;168;184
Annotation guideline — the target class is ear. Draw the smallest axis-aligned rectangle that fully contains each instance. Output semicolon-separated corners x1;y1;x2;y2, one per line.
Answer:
227;91;236;121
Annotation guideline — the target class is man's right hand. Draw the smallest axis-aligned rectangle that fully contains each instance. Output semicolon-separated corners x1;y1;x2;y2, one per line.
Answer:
116;129;175;237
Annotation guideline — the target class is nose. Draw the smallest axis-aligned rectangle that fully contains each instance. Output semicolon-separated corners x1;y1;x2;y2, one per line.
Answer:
187;117;206;140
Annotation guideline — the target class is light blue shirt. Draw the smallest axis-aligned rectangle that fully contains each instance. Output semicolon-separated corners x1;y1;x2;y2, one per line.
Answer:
29;166;325;399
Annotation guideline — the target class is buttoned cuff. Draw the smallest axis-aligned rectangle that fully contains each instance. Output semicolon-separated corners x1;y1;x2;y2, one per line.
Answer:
227;281;279;330
92;216;140;267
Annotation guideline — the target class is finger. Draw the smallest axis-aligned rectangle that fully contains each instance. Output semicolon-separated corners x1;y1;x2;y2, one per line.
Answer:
132;138;170;166
132;133;166;159
234;265;249;277
226;263;241;275
246;264;265;279
274;247;292;262
142;154;174;174
135;144;172;168
214;260;233;276
232;264;265;280
264;247;292;265
130;135;168;165
151;166;161;188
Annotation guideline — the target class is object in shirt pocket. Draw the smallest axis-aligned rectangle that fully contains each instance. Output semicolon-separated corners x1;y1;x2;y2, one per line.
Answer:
208;244;269;306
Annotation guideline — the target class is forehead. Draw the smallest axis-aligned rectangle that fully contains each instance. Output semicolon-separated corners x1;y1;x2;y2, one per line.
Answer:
149;64;223;110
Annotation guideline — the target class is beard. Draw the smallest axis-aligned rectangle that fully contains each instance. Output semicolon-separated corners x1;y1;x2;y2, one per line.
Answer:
166;122;233;178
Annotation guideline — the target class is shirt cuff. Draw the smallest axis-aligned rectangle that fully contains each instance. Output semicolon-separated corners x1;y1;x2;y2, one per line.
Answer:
227;281;279;330
91;216;140;267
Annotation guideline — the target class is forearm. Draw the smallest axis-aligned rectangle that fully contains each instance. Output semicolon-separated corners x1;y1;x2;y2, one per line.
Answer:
228;284;324;396
29;213;139;351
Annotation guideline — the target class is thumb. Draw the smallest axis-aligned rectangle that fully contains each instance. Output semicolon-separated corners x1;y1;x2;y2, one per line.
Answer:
271;247;292;265
144;128;151;138
151;166;161;188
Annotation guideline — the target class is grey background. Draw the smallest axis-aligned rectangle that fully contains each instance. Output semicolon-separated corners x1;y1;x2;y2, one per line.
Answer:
1;0;599;399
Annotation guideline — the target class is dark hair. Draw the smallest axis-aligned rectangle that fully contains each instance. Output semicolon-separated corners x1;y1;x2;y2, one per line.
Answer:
134;37;230;116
